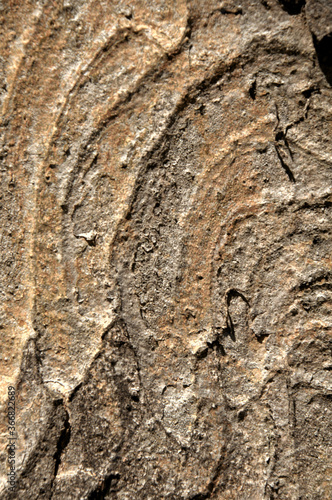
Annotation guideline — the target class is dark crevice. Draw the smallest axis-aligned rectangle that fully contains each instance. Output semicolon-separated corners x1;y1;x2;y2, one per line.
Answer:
68;381;83;402
260;0;271;9
225;289;250;341
275;131;284;142
278;0;305;16
87;473;121;500
256;333;270;343
298;271;331;291
274;145;296;183
302;85;320;99
237;409;248;421
213;6;243;16
206;336;226;356
185;14;195;42
294;193;332;212
50;408;71;497
249;79;256;100
276;129;294;160
313;34;332;86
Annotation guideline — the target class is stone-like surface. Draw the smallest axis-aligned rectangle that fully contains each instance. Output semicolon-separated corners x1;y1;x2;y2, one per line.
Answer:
0;1;331;498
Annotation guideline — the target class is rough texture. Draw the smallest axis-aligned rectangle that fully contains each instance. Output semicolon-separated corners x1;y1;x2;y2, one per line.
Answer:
0;0;331;498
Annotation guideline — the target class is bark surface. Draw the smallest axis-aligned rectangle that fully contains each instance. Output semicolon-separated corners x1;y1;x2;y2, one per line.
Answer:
0;0;331;498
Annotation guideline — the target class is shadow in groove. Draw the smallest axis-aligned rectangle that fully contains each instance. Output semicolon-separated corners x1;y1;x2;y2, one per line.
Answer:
314;34;332;86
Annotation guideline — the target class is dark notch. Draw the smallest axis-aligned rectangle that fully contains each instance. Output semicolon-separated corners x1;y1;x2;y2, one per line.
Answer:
225;289;250;341
249;80;256;100
274;145;296;183
260;0;271;9
87;472;121;499
209;6;243;18
218;6;243;15
313;34;332;86
51;408;71;491
278;0;305;16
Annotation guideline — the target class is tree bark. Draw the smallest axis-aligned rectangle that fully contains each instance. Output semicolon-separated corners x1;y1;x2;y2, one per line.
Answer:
0;0;331;498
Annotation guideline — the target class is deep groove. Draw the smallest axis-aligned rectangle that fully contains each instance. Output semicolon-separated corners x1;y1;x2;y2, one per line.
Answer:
278;0;305;16
313;34;332;86
275;145;296;183
249;79;256;100
50;408;71;497
225;289;250;341
87;472;121;500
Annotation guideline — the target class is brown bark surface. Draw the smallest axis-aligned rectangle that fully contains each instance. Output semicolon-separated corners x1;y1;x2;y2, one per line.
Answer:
0;0;331;498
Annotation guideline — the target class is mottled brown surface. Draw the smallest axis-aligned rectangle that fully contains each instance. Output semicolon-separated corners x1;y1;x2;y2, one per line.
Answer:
0;0;331;498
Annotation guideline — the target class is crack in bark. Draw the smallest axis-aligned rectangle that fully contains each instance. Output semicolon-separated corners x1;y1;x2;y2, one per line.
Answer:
224;288;250;342
274;144;296;183
50;406;71;499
